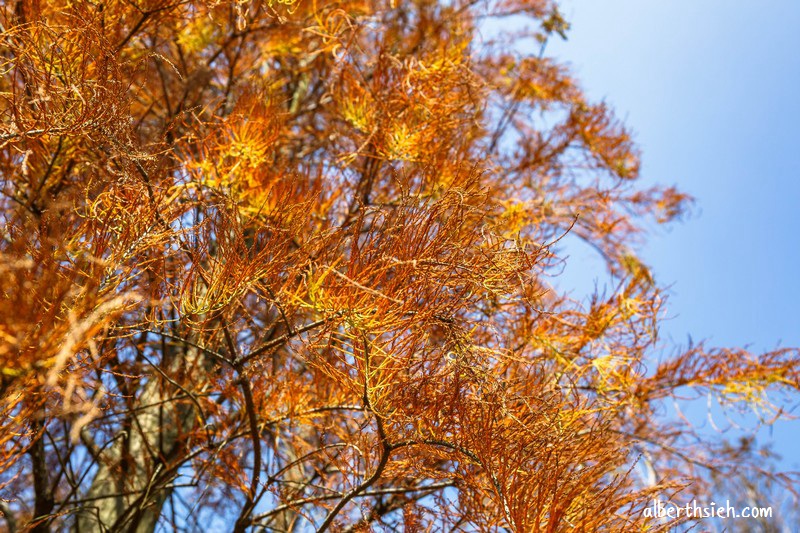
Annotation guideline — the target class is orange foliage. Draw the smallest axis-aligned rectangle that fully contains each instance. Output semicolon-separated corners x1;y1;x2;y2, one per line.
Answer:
0;0;797;531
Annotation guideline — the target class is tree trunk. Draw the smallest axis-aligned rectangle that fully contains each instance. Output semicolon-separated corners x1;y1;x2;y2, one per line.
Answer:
75;342;201;533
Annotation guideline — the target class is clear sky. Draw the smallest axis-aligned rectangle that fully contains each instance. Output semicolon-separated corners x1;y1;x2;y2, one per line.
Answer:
545;1;800;469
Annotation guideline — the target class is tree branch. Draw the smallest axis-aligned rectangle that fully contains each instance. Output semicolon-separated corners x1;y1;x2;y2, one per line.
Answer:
238;317;332;365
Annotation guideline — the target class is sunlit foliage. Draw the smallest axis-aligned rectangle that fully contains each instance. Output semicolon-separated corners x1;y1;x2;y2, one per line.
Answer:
0;1;797;531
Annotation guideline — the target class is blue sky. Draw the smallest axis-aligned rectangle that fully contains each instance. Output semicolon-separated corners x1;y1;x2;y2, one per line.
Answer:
545;1;800;469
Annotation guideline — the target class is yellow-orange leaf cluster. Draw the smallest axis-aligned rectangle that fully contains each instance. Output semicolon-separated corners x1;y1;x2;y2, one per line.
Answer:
0;1;797;531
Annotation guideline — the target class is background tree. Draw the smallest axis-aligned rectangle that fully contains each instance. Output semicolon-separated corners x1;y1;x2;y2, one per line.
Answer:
0;0;797;531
